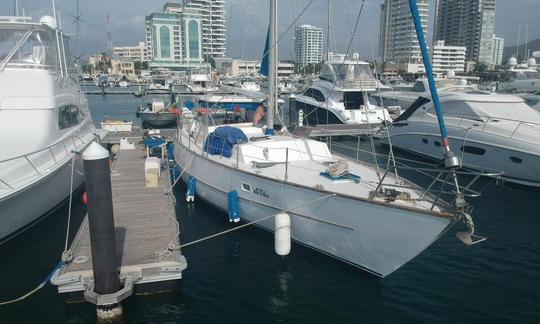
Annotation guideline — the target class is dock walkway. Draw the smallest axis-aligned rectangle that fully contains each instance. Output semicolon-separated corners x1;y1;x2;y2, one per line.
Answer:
52;139;186;301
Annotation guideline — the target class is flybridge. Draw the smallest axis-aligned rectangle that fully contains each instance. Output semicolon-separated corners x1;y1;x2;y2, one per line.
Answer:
0;16;32;23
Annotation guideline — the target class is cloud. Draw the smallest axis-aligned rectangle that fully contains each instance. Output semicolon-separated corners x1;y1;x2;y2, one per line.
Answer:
1;0;539;59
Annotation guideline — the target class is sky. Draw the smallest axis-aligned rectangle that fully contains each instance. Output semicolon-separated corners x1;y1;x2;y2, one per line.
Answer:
1;0;539;61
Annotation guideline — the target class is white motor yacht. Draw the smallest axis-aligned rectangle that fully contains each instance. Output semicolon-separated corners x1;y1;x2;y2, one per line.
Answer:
378;90;540;187
295;59;388;126
497;57;540;93
0;15;97;242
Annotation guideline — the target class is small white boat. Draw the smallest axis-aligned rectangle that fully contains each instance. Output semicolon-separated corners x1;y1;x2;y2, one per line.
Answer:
188;69;218;93
0;15;97;243
100;118;133;132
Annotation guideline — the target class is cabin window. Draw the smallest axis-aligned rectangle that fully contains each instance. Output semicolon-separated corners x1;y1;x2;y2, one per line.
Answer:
58;105;80;129
188;20;200;59
304;88;325;102
434;141;441;147
422;138;428;144
241;182;251;192
410;82;426;93
510;156;522;164
461;145;486;155
159;26;171;59
343;92;365;110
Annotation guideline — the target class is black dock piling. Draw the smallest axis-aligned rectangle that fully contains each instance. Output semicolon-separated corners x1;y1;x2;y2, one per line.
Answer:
288;94;297;130
82;142;122;322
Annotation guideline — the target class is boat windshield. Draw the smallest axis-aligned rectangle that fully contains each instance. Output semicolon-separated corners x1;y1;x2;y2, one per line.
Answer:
0;27;58;70
332;63;373;82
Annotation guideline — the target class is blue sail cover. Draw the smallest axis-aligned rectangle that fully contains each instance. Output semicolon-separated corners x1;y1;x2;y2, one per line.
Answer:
260;27;270;77
204;126;248;158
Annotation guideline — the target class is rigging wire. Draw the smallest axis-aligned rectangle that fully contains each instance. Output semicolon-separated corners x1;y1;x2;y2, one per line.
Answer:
362;1;400;181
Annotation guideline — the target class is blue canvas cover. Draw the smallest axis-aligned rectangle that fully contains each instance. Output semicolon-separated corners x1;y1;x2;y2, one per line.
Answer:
204;126;248;158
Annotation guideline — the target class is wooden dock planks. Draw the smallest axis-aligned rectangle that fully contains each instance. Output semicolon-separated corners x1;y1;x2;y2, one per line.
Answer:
52;139;186;298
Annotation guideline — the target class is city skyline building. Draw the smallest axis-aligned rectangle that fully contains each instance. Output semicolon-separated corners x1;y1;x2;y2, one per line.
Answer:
431;40;466;76
434;0;496;66
294;24;323;71
492;35;504;67
182;0;227;59
113;42;148;62
144;3;205;70
379;0;428;73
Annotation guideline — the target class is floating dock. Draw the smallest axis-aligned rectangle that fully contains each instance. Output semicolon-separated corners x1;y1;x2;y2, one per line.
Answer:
51;135;186;302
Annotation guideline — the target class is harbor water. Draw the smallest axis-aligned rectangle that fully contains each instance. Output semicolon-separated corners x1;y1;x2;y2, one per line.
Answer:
0;93;538;323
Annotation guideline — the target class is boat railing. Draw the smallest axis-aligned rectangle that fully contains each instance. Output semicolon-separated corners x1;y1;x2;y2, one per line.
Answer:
0;135;88;190
419;112;540;143
326;139;503;209
337;79;378;90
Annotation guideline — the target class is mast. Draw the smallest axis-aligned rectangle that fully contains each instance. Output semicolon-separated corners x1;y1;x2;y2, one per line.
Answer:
14;0;19;16
408;0;459;169
524;24;529;61
266;0;277;134
516;24;521;60
326;0;331;61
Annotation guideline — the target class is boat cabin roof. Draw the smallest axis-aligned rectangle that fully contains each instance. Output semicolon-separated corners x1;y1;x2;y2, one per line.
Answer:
409;91;540;123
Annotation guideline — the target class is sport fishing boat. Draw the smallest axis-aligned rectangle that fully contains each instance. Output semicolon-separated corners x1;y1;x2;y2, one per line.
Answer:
0;15;97;243
295;59;388;126
378;91;540;187
174;0;485;277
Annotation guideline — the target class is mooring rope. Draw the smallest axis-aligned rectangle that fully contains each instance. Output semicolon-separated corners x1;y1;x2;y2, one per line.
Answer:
0;261;64;306
0;149;81;306
179;193;334;249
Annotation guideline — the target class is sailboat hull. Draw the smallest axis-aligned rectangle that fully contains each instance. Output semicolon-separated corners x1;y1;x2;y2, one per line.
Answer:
175;141;453;277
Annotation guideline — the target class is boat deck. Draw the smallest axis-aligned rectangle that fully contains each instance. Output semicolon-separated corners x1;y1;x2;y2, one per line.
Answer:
293;123;380;137
182;124;447;215
100;127;177;145
51;140;186;300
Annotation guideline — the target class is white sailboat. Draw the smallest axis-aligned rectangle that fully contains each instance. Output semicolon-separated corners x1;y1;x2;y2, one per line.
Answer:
0;13;97;242
174;0;482;277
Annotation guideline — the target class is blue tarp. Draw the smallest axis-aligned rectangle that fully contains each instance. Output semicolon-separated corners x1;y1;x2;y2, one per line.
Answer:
144;136;167;148
204;126;248;158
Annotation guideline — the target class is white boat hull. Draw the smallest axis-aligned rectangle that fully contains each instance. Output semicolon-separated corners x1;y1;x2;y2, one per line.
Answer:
0;156;85;243
175;141;453;277
381;121;540;187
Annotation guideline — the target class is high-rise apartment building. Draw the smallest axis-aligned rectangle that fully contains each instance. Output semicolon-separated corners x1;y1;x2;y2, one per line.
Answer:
182;0;227;58
379;0;428;71
492;36;504;67
434;0;496;65
294;25;323;71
